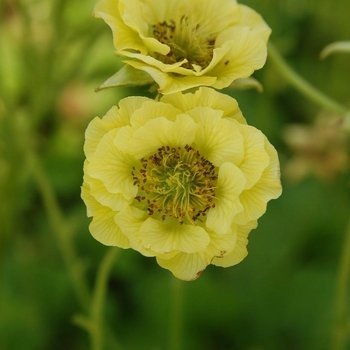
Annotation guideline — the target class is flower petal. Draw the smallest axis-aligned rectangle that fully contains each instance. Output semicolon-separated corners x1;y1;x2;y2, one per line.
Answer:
126;114;198;159
119;0;170;54
122;60;217;94
84;106;124;159
238;124;270;189
206;163;246;234
81;182;130;248
88;175;131;212
212;220;257;267
189;107;244;166
189;0;240;33
210;26;268;89
115;205;156;257
157;251;210;281
139;0;183;24
236;4;271;43
87;129;138;200
205;227;238;258
94;0;147;53
81;174;96;218
130;100;182;128
234;141;282;224
139;217;210;254
121;54;191;74
161;87;246;123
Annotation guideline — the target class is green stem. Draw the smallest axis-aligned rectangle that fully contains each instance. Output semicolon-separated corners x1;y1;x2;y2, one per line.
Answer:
267;42;349;116
90;247;119;350
14;116;90;312
169;277;183;350
332;216;350;350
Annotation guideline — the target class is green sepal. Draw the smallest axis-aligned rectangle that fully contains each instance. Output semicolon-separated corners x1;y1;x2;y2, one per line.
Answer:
95;64;154;92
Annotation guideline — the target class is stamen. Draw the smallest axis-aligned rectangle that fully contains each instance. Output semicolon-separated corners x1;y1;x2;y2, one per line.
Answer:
152;15;216;70
132;145;217;224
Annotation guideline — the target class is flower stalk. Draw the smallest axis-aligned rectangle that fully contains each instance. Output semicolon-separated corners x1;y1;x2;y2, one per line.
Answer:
90;247;120;350
332;215;350;350
267;42;349;116
169;277;184;350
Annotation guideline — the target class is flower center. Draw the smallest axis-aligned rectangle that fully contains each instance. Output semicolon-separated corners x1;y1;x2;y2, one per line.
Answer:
152;16;215;70
132;145;217;224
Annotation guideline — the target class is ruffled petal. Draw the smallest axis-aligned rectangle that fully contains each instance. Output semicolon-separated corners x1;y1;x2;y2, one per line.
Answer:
205;227;238;258
81;174;96;218
209;26;268;89
88;175;131;212
161;87;246;123
122;60;217;94
188;0;239;33
87;129;138;200
237;4;271;43
115;205;156;257
120;0;170;55
139;0;183;24
94;0;147;53
130;100;182;128
156;251;211;281
238;124;270;190
157;74;217;95
189;107;244;166
126;114;198;159
81;182;130;247
206;162;246;234
116;96;150;122
234;141;282;224
121;53;191;74
139;217;210;254
84;106;126;159
212;220;257;267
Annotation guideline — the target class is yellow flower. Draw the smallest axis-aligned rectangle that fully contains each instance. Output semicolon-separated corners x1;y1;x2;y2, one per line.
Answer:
93;0;271;94
81;87;282;280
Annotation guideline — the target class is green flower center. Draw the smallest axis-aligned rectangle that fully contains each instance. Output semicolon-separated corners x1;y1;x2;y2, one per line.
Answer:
152;16;216;70
132;145;217;224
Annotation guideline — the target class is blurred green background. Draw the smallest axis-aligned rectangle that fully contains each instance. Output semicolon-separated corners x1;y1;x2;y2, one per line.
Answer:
1;0;350;349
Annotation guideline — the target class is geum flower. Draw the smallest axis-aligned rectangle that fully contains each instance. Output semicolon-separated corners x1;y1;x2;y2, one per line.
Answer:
93;0;271;94
81;88;282;280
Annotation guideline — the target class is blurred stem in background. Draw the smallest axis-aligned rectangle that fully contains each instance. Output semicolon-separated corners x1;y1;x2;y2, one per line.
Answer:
90;247;120;350
12;113;91;312
74;247;122;350
169;277;184;350
268;42;350;128
332;215;350;350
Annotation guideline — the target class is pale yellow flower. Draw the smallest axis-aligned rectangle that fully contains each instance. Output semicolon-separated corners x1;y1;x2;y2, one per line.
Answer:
81;88;282;280
94;0;271;94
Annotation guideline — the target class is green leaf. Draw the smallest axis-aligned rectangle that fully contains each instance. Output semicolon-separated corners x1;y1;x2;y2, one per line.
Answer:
320;41;350;59
95;64;154;92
